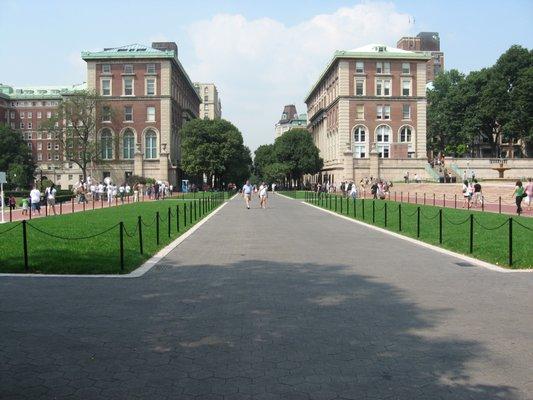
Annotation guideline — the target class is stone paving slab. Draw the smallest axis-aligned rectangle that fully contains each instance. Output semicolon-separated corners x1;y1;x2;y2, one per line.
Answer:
0;194;532;399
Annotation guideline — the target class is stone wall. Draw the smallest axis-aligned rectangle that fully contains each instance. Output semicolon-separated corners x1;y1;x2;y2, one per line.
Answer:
445;158;533;179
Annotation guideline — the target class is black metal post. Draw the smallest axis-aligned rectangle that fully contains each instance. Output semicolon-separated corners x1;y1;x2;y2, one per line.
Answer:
469;214;474;253
372;200;375;223
353;197;356;218
384;203;387;227
423;192;426;205
189;200;193;222
168;207;171;238
417;207;420;238
335;196;338;212
415;192;417;204
340;196;343;214
439;209;443;244
184;203;187;226
22;220;29;271
194;200;197;221
508;218;513;266
119;222;124;271
455;194;457;209
433;193;435;206
443;194;446;208
176;205;180;231
499;197;502;214
398;203;402;231
138;216;143;255
362;198;365;220
156;211;160;245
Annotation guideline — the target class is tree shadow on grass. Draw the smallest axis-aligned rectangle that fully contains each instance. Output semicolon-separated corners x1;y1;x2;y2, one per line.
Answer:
0;259;523;399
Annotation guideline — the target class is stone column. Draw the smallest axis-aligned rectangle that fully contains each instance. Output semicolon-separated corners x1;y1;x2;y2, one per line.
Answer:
159;143;169;182
133;143;143;177
369;143;380;179
343;149;354;182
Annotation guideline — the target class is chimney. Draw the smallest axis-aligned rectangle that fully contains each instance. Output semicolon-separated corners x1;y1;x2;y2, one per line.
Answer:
151;42;178;56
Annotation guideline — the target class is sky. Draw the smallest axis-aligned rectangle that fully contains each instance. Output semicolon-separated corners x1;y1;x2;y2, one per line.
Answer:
1;0;531;152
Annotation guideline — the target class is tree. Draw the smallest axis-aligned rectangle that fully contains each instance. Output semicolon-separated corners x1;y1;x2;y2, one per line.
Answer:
0;124;36;189
40;90;115;183
273;128;323;187
253;144;276;180
180;118;251;188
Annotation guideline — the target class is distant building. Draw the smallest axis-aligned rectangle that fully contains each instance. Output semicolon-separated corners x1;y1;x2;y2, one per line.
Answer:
275;105;307;138
0;42;201;188
397;32;444;82
305;44;431;184
194;83;221;120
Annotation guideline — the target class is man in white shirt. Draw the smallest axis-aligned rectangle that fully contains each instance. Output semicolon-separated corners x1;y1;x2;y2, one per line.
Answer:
30;186;41;215
242;180;253;209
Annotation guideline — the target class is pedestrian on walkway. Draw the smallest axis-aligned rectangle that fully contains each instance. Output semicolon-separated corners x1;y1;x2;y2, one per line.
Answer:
472;180;482;208
21;196;29;215
259;182;268;209
525;178;533;211
45;183;57;215
8;195;16;211
242;180;253;209
462;180;472;208
512;180;526;215
30;186;41;216
349;182;357;199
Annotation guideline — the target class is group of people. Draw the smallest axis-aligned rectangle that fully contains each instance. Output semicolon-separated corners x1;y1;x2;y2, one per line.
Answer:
512;178;533;215
241;180;269;209
461;179;484;209
313;178;393;201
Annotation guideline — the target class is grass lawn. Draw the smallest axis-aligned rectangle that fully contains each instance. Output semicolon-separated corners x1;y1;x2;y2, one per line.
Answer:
0;194;226;274
281;191;533;269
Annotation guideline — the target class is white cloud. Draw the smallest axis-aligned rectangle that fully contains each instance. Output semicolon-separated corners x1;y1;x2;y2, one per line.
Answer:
186;2;413;151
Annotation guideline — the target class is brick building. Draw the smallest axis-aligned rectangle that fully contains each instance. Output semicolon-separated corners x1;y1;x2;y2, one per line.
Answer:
194;83;221;120
397;32;444;83
305;44;431;184
0;42;201;188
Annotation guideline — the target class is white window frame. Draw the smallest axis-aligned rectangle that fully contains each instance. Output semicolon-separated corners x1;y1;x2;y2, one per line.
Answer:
100;129;114;160
122;130;135;159
102;64;111;74
355;78;365;96
402;104;411;120
101;78;112;96
144;130;158;159
47;111;52;119
352;125;367;159
375;78;391;96
146;63;156;74
355;61;364;74
124;106;133;122
402;62;410;74
146;106;156;122
145;77;156;96
375;125;391;158
37;112;42;119
401;78;412;97
124;64;133;74
101;106;111;123
123;77;134;96
355;105;364;120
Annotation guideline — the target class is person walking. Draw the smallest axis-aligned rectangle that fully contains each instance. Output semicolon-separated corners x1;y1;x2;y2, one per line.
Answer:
21;196;29;216
8;195;16;211
259;182;268;209
349;182;357;199
30;186;41;216
472;180;482;208
512;180;526;215
45;183;57;215
242;180;253;209
524;178;533;212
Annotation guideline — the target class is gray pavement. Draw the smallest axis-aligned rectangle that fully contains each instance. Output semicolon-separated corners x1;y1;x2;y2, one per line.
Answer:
1;193;532;400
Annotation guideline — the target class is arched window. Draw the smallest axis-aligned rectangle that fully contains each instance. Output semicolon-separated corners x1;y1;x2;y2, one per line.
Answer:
100;129;113;160
375;125;391;158
123;129;135;159
144;130;157;159
399;125;414;158
352;125;367;159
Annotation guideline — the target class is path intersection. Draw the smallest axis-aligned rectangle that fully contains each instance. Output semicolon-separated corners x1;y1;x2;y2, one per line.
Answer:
1;194;532;399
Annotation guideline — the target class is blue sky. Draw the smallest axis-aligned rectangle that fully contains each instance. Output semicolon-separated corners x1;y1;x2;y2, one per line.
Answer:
1;0;531;151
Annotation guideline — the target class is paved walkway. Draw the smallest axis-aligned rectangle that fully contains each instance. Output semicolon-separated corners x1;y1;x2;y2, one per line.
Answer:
1;194;532;399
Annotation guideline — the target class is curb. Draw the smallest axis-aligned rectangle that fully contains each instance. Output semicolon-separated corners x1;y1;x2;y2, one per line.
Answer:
302;200;532;274
0;197;231;279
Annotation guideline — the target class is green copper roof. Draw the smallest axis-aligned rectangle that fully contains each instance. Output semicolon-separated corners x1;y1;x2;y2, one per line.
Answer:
0;83;87;100
304;44;431;102
81;43;174;60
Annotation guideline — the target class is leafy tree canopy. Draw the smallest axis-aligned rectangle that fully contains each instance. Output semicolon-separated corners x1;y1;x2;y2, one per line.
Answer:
0;124;36;189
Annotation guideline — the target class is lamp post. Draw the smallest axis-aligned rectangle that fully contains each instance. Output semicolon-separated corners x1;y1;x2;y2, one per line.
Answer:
35;167;43;191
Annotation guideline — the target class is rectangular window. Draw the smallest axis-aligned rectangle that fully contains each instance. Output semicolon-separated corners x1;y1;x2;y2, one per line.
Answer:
47;143;52;150
102;106;111;122
21;112;25;119
37;112;42;119
28;112;32;118
102;64;111;74
402;79;411;96
377;145;390;158
146;78;156;96
28;142;32;149
376;79;391;96
37;153;42;161
123;77;134;95
37;142;42;150
47;111;52;119
47;153;52;160
54;143;60;150
402;104;411;119
68;174;73;180
356;105;364;119
355;61;364;73
204;104;209;110
383;105;390;120
146;63;156;74
146;106;156;122
10;122;15;129
124;64;133;74
27;132;32;139
354;145;366;159
376;105;390;120
124;106;133;121
355;79;365;96
28;122;32;129
402;62;410;74
54;154;60;161
376;105;382;120
20;122;24;129
101;79;111;96
10;112;15;119
376;62;390;74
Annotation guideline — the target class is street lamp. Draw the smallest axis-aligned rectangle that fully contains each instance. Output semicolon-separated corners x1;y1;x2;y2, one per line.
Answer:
35;167;43;191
